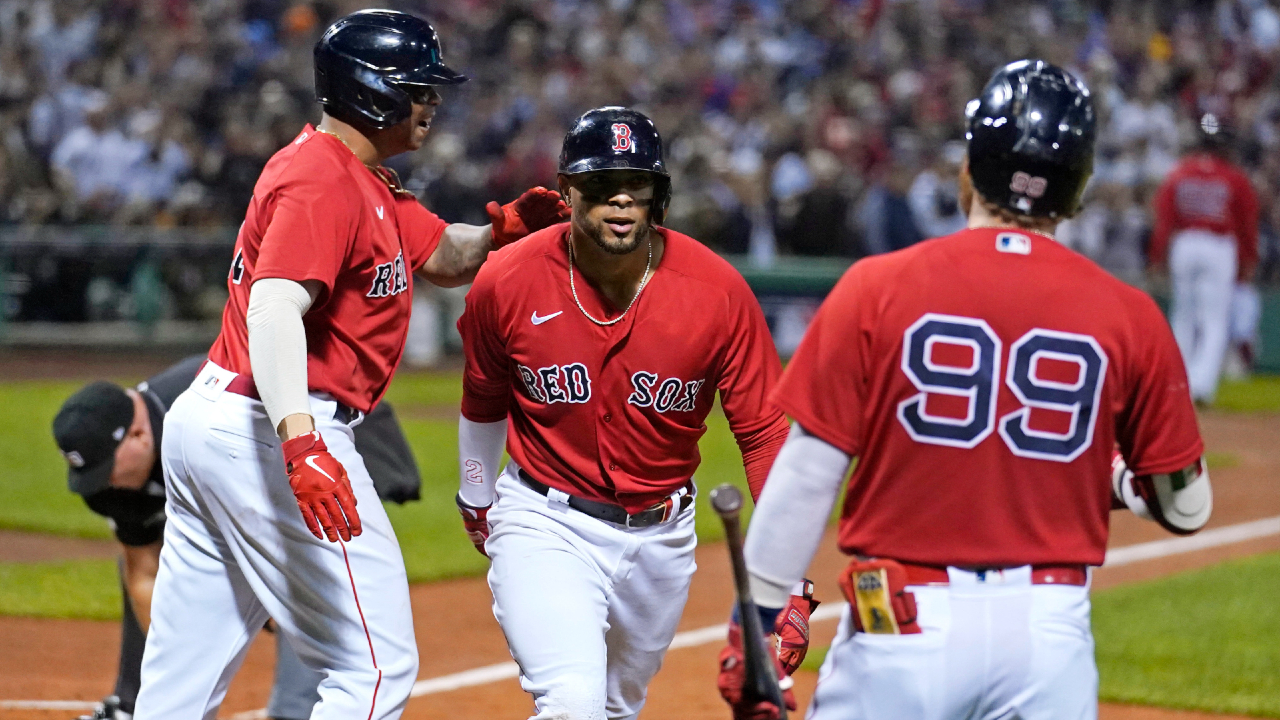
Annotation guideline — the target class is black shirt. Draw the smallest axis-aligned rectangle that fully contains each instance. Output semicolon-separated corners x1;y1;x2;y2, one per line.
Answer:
82;355;421;545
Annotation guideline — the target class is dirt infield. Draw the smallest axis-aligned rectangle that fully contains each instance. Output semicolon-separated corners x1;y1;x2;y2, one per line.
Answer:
2;408;1277;720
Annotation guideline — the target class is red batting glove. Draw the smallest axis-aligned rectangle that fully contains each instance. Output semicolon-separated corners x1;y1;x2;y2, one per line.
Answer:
717;619;797;720
282;431;361;543
486;186;569;247
456;494;491;557
776;579;820;675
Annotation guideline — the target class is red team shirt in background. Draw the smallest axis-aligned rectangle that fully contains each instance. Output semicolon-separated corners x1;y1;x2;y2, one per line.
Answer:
459;225;790;513
208;126;447;413
774;227;1204;568
1149;152;1259;279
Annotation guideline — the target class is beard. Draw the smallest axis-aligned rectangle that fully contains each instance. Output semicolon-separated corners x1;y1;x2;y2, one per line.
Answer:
584;217;651;255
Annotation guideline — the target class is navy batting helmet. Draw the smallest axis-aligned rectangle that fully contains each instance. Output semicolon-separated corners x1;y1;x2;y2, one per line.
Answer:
558;107;672;224
314;10;466;130
965;59;1096;219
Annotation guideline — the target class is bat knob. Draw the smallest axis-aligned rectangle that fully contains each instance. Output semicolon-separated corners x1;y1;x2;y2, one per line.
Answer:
710;484;743;517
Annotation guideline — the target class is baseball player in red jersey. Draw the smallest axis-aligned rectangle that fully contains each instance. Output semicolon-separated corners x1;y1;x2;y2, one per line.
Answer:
133;11;567;720
718;60;1213;720
453;107;807;720
1149;113;1260;404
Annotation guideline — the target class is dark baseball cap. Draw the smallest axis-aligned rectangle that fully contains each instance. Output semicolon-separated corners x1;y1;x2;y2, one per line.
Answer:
52;381;134;496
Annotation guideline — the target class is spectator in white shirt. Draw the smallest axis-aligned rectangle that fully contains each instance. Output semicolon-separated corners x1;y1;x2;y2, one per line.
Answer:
50;93;147;216
908;140;967;239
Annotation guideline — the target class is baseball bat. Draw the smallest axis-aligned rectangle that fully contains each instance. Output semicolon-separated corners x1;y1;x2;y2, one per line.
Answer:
710;483;787;719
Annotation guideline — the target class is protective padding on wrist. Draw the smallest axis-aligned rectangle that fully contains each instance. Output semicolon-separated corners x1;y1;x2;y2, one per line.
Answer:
1133;459;1212;535
839;558;920;635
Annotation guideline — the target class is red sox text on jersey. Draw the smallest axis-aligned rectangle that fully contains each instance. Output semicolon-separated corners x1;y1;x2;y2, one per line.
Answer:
459;224;788;512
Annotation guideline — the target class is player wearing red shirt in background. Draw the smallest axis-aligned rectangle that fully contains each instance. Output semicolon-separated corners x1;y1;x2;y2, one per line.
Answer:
718;61;1212;720
1149;114;1260;404
134;12;568;720
454;107;805;720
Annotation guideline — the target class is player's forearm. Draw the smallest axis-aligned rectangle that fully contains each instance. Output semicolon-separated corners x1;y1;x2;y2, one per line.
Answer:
419;223;494;287
247;278;318;438
744;423;851;608
457;415;507;507
736;415;791;502
122;540;162;632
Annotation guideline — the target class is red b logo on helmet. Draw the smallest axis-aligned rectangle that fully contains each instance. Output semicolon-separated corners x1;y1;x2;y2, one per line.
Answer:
611;123;634;153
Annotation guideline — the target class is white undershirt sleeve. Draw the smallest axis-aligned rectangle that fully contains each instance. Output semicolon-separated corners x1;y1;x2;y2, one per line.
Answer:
744;422;853;608
457;415;507;507
247;278;315;431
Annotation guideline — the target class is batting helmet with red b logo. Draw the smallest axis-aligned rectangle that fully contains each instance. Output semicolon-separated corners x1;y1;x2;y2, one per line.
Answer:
558;107;672;224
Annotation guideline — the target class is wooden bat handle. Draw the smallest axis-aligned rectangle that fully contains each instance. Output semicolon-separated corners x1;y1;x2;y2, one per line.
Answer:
709;484;787;718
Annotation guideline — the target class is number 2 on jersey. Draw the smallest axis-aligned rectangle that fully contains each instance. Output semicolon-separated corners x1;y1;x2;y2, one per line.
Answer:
897;313;1108;462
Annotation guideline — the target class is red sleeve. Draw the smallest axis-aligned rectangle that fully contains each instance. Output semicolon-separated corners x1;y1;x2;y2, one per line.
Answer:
1148;175;1176;267
1234;170;1260;278
398;197;449;271
1116;293;1204;476
770;265;868;457
255;174;359;305
458;256;512;423
714;273;789;502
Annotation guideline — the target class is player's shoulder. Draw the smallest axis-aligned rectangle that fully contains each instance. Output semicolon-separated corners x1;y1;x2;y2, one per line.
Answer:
471;223;567;290
656;227;753;298
256;126;361;195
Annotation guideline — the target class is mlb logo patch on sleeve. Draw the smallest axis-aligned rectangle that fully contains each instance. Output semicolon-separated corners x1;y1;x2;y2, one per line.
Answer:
996;232;1031;255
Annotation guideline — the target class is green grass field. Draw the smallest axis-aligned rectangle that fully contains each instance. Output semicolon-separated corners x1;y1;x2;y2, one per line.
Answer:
2;371;1279;713
0;369;756;595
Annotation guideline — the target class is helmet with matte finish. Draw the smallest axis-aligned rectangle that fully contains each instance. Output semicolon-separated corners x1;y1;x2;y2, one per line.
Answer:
315;9;466;130
558;107;672;224
965;59;1096;219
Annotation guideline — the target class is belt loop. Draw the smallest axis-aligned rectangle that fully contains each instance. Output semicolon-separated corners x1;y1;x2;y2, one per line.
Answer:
546;487;572;508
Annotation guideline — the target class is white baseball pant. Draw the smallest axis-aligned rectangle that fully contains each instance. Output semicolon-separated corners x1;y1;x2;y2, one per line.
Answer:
134;361;418;720
808;567;1096;720
1169;229;1238;402
486;462;697;720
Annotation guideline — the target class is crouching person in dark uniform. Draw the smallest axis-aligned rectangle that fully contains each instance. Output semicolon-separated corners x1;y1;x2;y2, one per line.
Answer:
52;355;422;720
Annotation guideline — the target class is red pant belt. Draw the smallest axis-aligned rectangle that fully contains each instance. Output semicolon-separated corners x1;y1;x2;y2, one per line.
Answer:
900;562;1088;587
197;361;360;424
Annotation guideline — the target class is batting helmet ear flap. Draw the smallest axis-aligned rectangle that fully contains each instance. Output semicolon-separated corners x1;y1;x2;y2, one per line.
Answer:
652;175;672;226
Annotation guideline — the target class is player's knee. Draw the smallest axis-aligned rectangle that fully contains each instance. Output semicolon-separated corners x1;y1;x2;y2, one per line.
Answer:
534;673;606;720
376;649;419;702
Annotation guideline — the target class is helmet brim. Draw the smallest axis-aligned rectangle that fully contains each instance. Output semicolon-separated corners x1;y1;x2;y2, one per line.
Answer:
390;64;468;87
559;157;668;176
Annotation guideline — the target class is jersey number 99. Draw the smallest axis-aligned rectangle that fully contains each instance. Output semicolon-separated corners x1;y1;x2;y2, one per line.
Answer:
897;313;1108;462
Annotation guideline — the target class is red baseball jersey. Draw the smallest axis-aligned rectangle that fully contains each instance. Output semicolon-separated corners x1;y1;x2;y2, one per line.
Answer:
208;125;447;413
774;227;1203;567
1150;153;1259;278
460;224;789;513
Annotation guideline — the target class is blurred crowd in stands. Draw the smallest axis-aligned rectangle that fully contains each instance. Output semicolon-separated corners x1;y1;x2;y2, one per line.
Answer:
0;0;1278;285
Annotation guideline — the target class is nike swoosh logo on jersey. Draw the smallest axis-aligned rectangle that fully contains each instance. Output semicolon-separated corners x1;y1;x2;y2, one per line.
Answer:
376;206;385;220
531;310;563;325
305;455;336;483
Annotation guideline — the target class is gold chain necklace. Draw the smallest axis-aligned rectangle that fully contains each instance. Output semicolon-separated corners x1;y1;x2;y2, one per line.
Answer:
315;128;378;170
568;236;653;327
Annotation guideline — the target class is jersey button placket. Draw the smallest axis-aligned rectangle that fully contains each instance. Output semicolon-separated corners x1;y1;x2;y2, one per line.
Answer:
604;413;612;423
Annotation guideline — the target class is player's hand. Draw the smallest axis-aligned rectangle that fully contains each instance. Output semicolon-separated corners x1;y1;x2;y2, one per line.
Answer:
486;187;569;247
456;494;491;557
282;431;361;543
776;579;820;675
717;618;797;720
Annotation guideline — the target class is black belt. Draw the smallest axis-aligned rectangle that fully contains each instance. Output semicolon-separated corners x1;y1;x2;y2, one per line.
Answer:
518;469;692;528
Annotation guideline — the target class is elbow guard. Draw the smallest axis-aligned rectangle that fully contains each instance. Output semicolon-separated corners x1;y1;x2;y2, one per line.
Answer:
1112;453;1212;535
